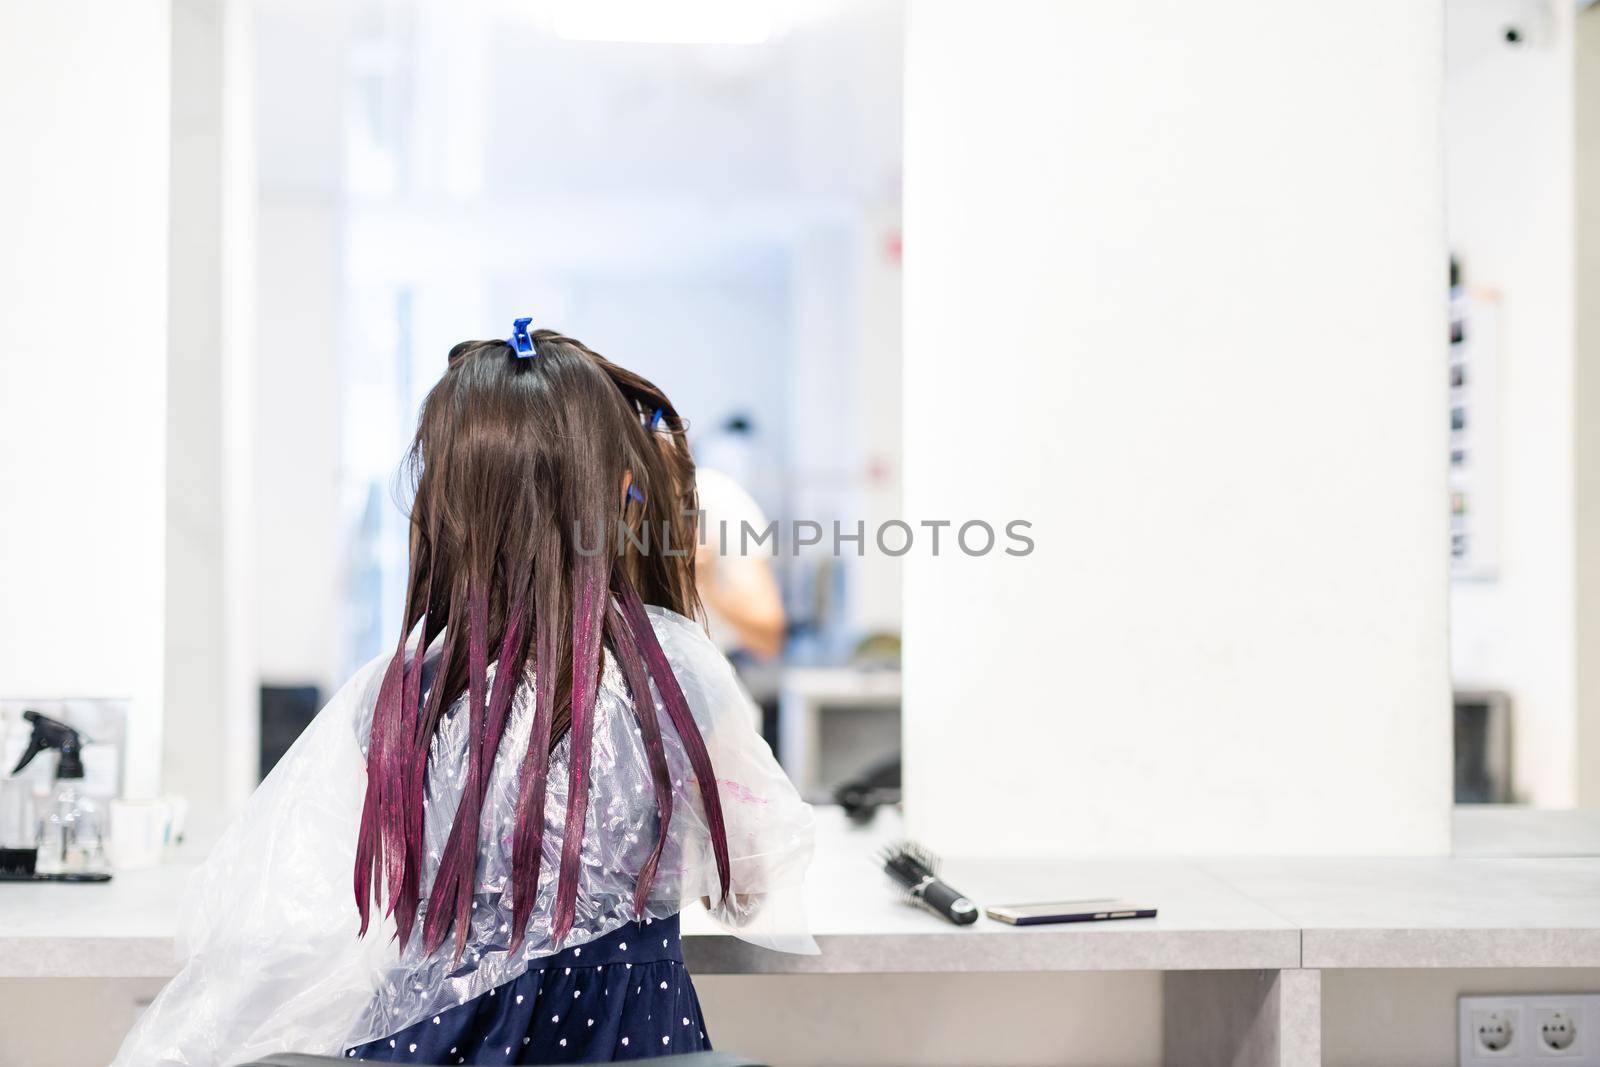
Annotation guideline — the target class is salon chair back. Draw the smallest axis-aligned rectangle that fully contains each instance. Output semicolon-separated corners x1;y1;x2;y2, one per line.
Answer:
244;1053;766;1067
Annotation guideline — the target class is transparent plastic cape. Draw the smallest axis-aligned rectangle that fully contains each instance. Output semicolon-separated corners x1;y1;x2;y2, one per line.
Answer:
111;605;815;1067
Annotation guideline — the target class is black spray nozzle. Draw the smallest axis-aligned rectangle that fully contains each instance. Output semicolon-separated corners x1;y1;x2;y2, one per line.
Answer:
12;711;85;780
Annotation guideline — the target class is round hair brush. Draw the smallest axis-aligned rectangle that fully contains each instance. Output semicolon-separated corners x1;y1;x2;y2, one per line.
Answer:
881;840;979;925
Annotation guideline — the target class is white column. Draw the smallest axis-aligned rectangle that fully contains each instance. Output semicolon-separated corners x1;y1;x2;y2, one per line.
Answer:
0;2;173;797
164;0;261;830
902;0;1451;855
1575;5;1600;807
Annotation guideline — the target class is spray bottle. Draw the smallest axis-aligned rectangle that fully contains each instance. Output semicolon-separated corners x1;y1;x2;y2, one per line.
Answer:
12;711;109;876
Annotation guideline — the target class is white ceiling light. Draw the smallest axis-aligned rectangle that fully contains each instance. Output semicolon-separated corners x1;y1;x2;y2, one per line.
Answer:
551;0;781;45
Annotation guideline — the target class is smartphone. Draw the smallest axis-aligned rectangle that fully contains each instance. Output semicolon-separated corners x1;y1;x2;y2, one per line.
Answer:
985;899;1157;926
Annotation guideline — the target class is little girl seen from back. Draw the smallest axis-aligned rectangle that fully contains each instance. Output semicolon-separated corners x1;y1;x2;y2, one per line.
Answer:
113;321;816;1066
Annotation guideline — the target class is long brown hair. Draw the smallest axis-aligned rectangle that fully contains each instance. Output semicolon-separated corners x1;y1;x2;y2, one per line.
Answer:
355;328;730;959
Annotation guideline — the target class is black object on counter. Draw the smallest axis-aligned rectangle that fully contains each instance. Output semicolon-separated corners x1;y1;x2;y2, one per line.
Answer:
0;846;37;878
0;846;110;882
835;755;901;825
881;840;979;926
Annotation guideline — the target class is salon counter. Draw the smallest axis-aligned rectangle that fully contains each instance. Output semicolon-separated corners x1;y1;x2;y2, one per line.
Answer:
5;808;1600;980
9;809;1600;1064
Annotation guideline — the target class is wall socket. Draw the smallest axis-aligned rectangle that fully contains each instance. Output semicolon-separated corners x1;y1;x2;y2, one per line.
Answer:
1460;995;1600;1065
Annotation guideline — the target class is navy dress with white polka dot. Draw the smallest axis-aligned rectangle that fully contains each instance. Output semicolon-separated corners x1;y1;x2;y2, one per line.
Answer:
344;914;709;1064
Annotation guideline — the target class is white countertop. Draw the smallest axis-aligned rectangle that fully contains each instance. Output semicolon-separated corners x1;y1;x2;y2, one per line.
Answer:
681;821;1300;974
1201;855;1600;969
0;857;199;978
4;808;1600;978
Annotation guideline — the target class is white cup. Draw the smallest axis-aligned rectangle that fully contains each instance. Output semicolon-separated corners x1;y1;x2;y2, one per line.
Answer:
108;798;172;871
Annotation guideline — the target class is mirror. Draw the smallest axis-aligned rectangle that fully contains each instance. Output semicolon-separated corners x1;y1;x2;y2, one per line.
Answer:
251;0;907;807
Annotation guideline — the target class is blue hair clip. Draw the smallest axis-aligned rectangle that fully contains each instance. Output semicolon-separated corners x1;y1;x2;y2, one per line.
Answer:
626;483;646;506
508;316;537;358
649;408;663;430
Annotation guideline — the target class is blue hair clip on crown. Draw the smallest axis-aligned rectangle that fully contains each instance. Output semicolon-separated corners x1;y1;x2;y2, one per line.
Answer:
509;316;537;358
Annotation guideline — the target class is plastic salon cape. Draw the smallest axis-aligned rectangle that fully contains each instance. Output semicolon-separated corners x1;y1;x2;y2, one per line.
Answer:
112;606;816;1067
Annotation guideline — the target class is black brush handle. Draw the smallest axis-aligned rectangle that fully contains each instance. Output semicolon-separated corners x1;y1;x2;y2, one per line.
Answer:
916;878;979;925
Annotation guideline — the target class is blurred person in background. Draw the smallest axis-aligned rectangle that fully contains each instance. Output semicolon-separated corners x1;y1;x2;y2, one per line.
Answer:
694;414;786;662
696;465;786;661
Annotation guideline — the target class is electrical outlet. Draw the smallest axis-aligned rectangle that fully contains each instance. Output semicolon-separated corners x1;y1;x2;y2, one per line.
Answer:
1460;995;1600;1065
1538;1010;1580;1056
1471;1009;1518;1056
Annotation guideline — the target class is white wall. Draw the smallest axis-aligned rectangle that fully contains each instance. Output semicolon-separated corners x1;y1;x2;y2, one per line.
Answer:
902;0;1452;856
1446;0;1579;808
0;2;173;797
1324;967;1600;1067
